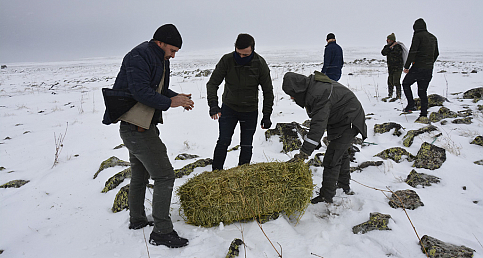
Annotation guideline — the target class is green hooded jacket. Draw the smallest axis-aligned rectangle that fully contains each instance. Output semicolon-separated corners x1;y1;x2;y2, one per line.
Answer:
282;71;367;155
404;19;439;70
206;52;274;114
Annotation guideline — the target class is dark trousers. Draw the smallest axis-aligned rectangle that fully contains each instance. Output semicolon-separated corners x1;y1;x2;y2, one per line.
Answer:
387;69;402;98
120;122;175;234
402;68;433;116
321;127;358;200
212;104;258;170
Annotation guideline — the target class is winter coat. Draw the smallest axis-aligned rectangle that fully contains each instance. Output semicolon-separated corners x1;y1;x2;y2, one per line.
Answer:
404;19;439;70
206;51;274;115
321;41;344;81
102;40;178;125
381;43;404;72
282;71;367;155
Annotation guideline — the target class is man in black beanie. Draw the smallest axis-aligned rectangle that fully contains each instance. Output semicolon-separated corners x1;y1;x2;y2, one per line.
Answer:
321;33;344;81
402;18;439;124
102;24;192;248
206;33;274;171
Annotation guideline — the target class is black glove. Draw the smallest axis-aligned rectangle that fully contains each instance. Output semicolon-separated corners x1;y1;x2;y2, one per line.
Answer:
209;105;221;117
260;113;272;129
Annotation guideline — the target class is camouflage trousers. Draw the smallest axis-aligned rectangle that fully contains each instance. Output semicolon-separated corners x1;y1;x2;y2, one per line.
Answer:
387;69;402;98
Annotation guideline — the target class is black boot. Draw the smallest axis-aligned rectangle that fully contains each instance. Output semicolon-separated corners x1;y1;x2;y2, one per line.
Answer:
149;230;188;248
310;195;333;204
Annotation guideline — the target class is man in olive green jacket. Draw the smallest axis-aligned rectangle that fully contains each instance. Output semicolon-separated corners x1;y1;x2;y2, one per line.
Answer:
283;71;367;204
207;34;274;170
402;18;439;123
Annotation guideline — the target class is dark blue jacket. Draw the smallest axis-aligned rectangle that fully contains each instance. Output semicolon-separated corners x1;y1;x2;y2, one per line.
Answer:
102;40;178;125
322;41;344;81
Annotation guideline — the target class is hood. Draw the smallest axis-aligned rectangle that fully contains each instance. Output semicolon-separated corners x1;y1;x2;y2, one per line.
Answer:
282;72;310;108
413;18;427;32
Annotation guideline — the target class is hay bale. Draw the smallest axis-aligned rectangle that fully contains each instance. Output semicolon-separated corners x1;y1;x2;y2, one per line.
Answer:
177;162;313;227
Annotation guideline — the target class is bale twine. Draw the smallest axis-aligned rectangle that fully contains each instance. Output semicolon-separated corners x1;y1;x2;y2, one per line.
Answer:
177;161;313;227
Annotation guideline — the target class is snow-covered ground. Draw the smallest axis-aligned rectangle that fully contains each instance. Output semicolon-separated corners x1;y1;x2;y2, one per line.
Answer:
1;46;482;258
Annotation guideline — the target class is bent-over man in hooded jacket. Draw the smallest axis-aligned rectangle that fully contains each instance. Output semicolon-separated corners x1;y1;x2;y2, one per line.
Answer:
283;71;367;204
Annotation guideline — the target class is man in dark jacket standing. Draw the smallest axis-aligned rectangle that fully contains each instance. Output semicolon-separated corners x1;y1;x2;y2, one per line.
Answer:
402;18;439;123
102;24;193;248
283;71;367;204
322;33;344;81
381;33;404;102
207;33;274;171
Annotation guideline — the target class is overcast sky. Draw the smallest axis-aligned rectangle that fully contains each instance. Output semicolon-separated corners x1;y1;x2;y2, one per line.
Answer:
1;0;482;63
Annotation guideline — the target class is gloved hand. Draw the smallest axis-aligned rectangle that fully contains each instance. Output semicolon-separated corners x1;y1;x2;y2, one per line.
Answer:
287;151;309;163
260;113;272;129
209;105;221;116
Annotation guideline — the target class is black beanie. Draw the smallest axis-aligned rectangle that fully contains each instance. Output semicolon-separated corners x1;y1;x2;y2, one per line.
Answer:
153;24;182;49
326;33;335;40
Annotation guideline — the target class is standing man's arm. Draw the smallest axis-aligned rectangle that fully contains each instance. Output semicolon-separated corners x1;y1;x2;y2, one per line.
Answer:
404;35;421;72
259;61;274;129
434;37;439;62
322;48;331;73
206;57;228;119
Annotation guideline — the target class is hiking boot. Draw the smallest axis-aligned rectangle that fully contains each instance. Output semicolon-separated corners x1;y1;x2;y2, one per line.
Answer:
403;106;416;113
311;195;333;204
129;220;154;230
149;230;189;248
415;116;430;124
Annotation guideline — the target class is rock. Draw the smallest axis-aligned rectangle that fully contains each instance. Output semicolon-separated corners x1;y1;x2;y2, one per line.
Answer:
405;169;441;188
413;142;446;170
457;109;473;117
452;117;472;124
174;158;213;178
440;120;448;125
474;159;483;166
94;156;130;179
265;122;303;153
470;136;483;147
374;147;416;163
101;167;132;193
478;105;483;111
420;235;474;258
373;122;404;136
402;125;438;147
227;145;240;152
113;144;124;150
348;145;360;162
352;212;392;234
226;238;244;258
308;153;324;167
414;94;448;109
111;184;153;213
388;189;424;210
175;153;200;160
0;179;30;188
429;107;457;122
463;87;483;100
353;161;384;172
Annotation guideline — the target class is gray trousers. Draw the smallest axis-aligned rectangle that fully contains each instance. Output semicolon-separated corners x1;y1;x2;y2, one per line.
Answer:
387;69;402;98
321;127;358;200
119;122;175;234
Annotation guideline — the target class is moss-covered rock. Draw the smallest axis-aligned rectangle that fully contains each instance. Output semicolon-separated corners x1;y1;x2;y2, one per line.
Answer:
308;153;324;167
405;169;441;188
94;156;130;179
226;238;244;258
175;153;200;160
352;212;392;234
429;107;457;122
420;235;474;258
112;184;130;213
414;94;448;110
463;87;483;100
470;136;483;147
388;189;424;210
227;145;240;152
452;117;473;124
474;159;483;166
265;122;303;153
174;158;213;178
373;122;404;136
402;125;438;147
374;147;416;163
457;109;473;117
478;105;483;111
352;161;384;172
102;167;132;193
413;142;446;170
0;179;30;188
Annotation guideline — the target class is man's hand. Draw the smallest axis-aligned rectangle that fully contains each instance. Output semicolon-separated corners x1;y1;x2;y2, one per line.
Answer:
287;151;309;163
210;105;222;120
171;94;194;110
260;113;272;129
404;69;409;74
